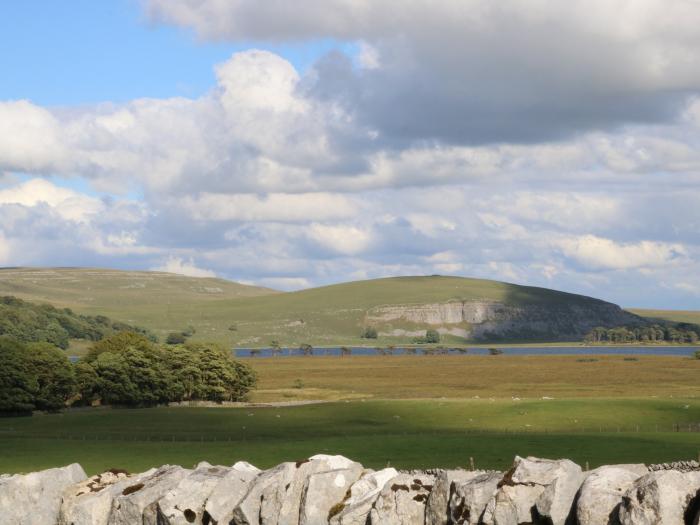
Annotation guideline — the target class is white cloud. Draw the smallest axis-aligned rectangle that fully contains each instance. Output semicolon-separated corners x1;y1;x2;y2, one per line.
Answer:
0;3;699;308
181;192;358;222
257;276;311;291
307;224;373;255
152;256;217;278
0;232;10;265
557;235;687;270
0;179;103;222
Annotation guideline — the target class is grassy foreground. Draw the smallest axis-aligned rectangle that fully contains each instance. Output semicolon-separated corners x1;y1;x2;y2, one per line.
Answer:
2;355;699;475
1;399;699;475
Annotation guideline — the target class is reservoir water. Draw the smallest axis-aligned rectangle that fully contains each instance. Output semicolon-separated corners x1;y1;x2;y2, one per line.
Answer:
234;345;698;358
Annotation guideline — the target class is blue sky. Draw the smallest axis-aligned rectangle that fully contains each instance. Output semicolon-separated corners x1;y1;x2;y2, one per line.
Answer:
0;0;350;105
0;0;699;309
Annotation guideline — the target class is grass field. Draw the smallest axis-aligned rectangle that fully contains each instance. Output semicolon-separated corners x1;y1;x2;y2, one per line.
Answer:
1;355;699;475
1;399;699;475
247;355;700;401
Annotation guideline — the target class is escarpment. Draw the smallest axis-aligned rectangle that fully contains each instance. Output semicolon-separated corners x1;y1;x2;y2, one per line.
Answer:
368;299;643;341
2;455;699;524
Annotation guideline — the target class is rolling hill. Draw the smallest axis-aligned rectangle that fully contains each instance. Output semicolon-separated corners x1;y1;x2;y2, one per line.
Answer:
0;268;649;346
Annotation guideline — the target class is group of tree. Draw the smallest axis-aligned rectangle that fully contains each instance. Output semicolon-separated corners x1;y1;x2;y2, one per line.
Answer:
0;331;256;415
412;329;441;344
165;326;196;345
584;324;699;344
360;326;378;339
0;296;155;349
0;337;77;414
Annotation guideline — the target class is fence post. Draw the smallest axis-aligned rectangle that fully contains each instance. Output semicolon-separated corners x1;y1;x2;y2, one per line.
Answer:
469;457;475;471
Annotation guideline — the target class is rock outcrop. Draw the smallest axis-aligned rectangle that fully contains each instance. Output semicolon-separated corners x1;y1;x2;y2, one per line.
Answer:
482;456;584;525
2;454;700;524
576;464;648;525
0;463;86;525
367;299;642;341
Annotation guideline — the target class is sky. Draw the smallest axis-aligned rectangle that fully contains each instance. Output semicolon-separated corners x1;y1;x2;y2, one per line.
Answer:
0;0;699;309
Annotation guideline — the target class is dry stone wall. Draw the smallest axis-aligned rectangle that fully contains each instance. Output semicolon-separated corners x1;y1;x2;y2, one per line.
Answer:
1;455;699;524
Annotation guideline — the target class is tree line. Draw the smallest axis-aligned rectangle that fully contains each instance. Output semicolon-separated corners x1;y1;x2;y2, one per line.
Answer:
0;296;155;349
583;324;699;344
0;332;256;415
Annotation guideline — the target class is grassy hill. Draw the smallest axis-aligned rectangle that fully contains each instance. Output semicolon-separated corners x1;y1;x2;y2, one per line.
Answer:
627;308;700;325
0;267;277;344
1;269;680;347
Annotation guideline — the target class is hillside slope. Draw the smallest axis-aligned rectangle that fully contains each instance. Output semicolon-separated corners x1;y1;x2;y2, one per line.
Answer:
627;308;700;326
0;270;645;345
158;275;643;345
0;268;277;341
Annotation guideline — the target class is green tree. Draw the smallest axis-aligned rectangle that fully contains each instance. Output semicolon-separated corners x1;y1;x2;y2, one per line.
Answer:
360;327;378;339
26;342;76;411
74;361;99;406
425;329;440;343
0;337;37;414
270;340;282;357
299;343;314;356
166;332;187;345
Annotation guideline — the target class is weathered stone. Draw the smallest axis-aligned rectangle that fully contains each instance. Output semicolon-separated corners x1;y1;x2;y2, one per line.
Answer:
483;456;583;525
232;460;261;474
156;462;232;525
425;469;487;525
0;463;86;525
575;464;647;525
270;455;362;525
232;461;298;525
58;468;156;525
329;468;398;525
368;472;435;525
299;464;364;525
619;470;700;525
448;471;502;525
107;465;190;525
203;461;260;525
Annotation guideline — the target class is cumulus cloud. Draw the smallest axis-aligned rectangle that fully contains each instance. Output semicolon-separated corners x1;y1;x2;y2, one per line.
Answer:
557;235;687;270
0;2;699;308
307;223;373;255
0;179;103;222
148;0;700;143
152;256;217;278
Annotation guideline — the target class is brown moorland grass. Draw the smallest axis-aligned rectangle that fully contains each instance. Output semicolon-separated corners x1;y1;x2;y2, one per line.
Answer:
247;354;700;402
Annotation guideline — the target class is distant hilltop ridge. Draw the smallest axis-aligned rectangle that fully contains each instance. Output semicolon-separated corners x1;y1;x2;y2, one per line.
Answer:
0;268;661;345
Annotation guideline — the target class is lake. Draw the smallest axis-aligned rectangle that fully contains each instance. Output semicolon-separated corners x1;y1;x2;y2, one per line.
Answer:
233;345;699;358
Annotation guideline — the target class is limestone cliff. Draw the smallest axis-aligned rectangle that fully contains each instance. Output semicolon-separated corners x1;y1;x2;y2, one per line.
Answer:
367;300;643;341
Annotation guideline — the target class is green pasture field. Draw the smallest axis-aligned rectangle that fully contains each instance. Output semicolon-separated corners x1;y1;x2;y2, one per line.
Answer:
247;355;700;401
1;399;699;475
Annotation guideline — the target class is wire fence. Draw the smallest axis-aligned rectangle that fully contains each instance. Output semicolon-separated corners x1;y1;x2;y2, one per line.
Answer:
1;423;699;443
